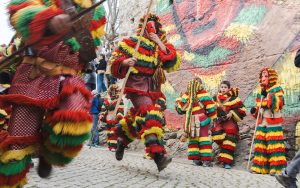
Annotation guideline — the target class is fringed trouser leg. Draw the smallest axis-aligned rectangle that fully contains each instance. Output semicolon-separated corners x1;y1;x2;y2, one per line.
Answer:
114;95;167;159
217;120;238;165
251;124;287;174
42;89;92;166
266;124;287;174
251;125;269;174
0;105;43;188
106;120;118;151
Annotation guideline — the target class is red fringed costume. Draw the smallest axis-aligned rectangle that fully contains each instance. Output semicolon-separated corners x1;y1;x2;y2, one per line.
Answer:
110;14;180;170
0;1;106;187
99;85;124;151
175;78;217;163
211;88;246;166
250;68;287;175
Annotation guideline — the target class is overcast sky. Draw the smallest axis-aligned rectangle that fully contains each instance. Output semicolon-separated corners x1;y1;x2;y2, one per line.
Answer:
0;0;14;45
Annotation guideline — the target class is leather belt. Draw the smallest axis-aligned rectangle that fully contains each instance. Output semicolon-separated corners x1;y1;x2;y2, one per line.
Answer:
22;57;78;79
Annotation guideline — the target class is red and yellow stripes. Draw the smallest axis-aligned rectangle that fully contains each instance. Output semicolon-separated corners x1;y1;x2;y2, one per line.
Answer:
0;145;35;187
217;135;237;165
251;125;287;174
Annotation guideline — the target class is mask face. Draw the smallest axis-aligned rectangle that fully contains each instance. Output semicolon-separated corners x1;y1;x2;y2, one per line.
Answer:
220;84;229;94
146;21;156;34
261;70;269;86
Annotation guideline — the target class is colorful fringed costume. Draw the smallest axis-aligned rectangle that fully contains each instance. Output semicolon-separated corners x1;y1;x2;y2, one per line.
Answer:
0;1;106;187
99;97;124;151
251;68;287;175
211;88;246;165
175;79;217;162
110;14;180;166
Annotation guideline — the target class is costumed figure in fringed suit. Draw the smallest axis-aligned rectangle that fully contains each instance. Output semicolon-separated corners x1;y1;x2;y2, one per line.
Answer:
110;13;180;171
211;81;246;169
175;78;217;167
0;1;106;187
250;68;287;175
99;84;124;151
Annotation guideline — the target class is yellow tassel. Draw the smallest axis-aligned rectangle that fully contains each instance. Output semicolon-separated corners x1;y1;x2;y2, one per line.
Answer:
120;118;136;141
44;141;80;158
52;121;92;136
0;146;35;163
219;153;233;160
141;127;164;142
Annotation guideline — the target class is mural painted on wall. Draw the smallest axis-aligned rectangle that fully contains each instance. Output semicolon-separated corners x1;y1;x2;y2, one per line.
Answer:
244;32;300;117
156;0;300;129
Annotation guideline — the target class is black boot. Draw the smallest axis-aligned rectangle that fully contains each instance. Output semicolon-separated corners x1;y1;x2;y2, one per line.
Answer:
115;138;126;161
37;156;52;178
154;153;172;172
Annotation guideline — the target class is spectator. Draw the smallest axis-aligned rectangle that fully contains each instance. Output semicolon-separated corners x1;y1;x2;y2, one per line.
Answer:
89;90;104;147
83;61;97;91
96;54;107;93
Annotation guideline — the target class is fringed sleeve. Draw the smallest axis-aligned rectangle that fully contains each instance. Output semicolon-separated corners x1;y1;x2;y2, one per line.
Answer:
225;96;247;122
197;90;217;121
110;49;129;79
7;0;64;46
175;93;188;115
159;43;181;73
266;86;284;112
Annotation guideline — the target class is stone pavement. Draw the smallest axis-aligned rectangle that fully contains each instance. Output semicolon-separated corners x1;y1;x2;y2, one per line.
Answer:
26;146;289;188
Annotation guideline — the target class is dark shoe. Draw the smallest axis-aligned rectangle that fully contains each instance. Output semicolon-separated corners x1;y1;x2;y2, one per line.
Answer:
154;154;172;172
37;156;52;178
193;160;202;166
275;173;297;188
202;161;213;167
115;138;126;161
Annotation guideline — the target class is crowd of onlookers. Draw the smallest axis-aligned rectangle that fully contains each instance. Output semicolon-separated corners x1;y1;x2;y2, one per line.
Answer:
84;42;119;147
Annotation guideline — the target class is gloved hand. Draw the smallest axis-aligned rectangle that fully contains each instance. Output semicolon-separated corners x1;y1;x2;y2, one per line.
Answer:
261;89;268;98
250;107;256;114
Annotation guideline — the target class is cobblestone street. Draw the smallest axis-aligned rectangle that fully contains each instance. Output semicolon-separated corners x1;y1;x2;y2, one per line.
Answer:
25;146;290;188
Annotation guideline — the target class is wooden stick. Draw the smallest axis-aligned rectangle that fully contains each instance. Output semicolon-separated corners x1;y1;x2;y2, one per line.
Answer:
112;0;154;117
247;95;263;170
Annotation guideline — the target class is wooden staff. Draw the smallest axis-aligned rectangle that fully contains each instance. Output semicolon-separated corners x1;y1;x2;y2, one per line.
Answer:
247;95;263;170
112;0;154;117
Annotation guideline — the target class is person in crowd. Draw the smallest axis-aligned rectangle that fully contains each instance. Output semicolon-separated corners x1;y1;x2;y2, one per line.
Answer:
96;54;107;94
89;90;104;147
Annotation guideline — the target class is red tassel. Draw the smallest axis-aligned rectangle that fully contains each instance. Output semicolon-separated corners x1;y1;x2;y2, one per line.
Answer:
200;156;212;161
188;155;201;160
46;110;92;124
0;133;40;150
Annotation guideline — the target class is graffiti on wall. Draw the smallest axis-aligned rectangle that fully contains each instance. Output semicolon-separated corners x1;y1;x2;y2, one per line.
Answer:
244;32;300;117
157;0;300;128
